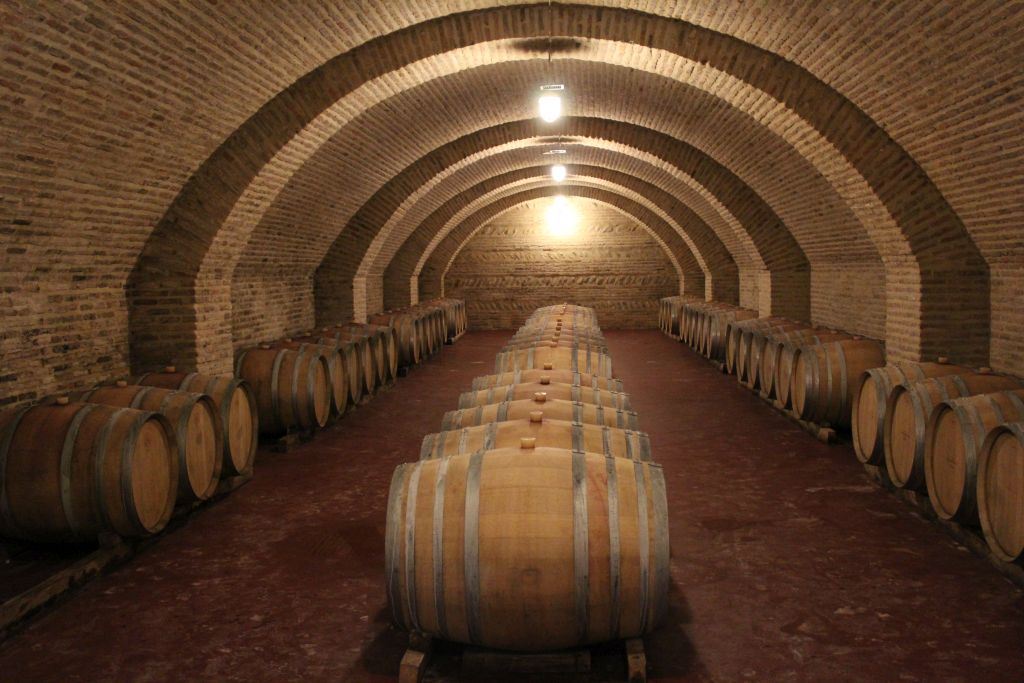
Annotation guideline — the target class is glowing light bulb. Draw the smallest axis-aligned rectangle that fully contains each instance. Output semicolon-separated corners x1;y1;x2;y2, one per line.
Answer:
545;195;578;238
551;164;567;182
538;94;562;122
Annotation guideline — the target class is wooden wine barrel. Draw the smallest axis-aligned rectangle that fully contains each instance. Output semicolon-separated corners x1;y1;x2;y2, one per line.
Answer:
271;340;350;418
321;328;376;396
883;372;1023;490
69;383;222;502
760;329;851;398
507;334;607;348
923;389;1024;522
703;309;758;362
724;318;784;376
0;401;177;541
370;311;418;368
503;339;610;354
420;416;651;461
310;336;363;405
373;324;400;382
850;360;972;466
495;346;613;379
977;421;1024;563
471;370;624;393
790;339;886;427
341;324;389;386
133;368;257;477
442;397;639;431
235;345;331;435
743;323;810;391
458;382;632;411
385;447;668;651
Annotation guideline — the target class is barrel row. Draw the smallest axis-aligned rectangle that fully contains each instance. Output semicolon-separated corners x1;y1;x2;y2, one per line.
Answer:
0;369;260;543
232;299;467;440
661;302;1024;565
386;303;670;653
852;364;1024;563
371;298;467;369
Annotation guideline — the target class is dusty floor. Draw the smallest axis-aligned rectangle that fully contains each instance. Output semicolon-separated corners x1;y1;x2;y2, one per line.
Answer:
0;330;1022;682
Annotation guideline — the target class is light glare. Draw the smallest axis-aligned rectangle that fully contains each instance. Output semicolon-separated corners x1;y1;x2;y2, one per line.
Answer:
545;195;578;238
538;94;562;122
551;165;567;182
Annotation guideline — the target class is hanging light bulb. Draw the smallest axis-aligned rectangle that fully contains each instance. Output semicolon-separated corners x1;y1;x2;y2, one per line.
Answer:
545;195;579;238
538;94;562;122
551;164;567;182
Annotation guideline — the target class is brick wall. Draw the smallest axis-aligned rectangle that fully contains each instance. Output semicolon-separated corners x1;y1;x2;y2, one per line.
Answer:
444;200;677;329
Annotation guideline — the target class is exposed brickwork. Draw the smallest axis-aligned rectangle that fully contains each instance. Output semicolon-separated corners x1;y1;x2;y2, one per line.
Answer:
445;200;675;328
0;2;1020;406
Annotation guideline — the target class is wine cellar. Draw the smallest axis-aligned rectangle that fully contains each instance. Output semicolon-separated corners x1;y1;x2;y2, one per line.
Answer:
1;2;1023;681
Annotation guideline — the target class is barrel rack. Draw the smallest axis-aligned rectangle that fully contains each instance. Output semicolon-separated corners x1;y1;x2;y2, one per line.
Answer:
399;632;648;682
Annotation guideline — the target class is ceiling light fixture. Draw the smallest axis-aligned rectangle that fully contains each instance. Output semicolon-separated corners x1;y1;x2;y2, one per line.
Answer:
538;93;562;123
551;164;567;182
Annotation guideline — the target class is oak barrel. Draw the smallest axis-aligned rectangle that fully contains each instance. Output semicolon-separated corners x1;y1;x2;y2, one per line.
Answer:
133;368;257;477
791;339;886;427
385;447;669;650
458;382;631;411
69;383;222;502
471;370;624;393
235;346;331;435
495;346;613;378
850;360;971;466
273;340;350;418
0;401;177;541
923;389;1024;521
883;372;1022;489
442;397;638;431
977;421;1024;563
420;416;651;461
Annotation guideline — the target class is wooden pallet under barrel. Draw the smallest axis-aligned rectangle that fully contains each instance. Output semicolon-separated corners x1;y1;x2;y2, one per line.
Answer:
398;631;648;682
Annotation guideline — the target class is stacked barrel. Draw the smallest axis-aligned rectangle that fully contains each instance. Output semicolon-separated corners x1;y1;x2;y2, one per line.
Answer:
851;361;1024;563
0;368;258;543
386;303;670;652
659;302;1024;566
234;298;467;438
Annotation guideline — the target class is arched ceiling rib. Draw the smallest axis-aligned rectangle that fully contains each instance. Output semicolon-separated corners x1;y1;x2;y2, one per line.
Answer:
411;184;707;302
356;141;761;280
117;3;996;372
352;164;743;310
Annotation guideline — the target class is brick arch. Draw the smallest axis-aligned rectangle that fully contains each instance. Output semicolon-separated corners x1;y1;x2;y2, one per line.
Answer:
322;177;707;329
127;3;986;375
366;163;740;315
314;117;798;322
411;184;706;303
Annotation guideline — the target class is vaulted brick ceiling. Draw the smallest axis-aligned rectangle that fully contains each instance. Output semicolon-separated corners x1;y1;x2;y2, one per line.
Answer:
2;1;1022;405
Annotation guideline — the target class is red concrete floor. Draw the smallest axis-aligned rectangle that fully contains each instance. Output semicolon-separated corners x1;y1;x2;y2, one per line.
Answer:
1;330;1022;682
